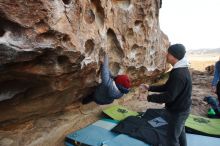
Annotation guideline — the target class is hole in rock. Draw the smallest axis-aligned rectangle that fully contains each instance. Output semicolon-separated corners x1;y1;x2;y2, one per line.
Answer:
130;44;146;64
0;28;5;37
0;16;25;38
62;35;70;42
57;55;69;64
85;39;95;55
134;20;142;26
91;0;105;27
84;9;95;24
62;0;71;5
107;28;124;60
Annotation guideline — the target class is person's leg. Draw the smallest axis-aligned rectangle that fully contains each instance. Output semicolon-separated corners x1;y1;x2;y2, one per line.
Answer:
167;117;182;146
179;126;187;146
204;96;219;111
217;81;220;104
216;81;220;116
167;111;189;146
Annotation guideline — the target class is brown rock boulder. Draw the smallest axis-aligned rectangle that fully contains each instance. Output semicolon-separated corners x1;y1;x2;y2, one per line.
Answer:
0;0;169;124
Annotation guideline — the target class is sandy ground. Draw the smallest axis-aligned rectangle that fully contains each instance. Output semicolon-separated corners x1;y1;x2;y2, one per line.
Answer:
0;53;219;146
188;54;219;71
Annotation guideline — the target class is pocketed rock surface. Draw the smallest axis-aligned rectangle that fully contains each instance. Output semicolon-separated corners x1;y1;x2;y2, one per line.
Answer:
0;68;214;146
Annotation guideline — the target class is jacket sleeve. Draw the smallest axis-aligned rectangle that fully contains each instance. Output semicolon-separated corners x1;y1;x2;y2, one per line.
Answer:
149;84;167;92
212;62;220;86
101;54;110;85
112;91;123;99
148;76;185;103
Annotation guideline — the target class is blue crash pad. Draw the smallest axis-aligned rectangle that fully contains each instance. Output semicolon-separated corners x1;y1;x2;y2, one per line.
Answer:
186;133;220;146
65;119;118;146
65;118;150;146
102;134;150;146
65;118;220;146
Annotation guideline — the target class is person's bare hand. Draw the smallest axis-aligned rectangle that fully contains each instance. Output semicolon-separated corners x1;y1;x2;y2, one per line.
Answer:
99;60;104;65
137;84;149;101
139;84;149;91
99;48;106;63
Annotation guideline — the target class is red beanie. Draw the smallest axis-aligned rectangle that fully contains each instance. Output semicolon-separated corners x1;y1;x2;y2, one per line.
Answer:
115;75;131;89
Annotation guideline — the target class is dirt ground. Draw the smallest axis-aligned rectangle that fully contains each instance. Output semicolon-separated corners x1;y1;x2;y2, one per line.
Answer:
187;54;218;116
0;54;219;146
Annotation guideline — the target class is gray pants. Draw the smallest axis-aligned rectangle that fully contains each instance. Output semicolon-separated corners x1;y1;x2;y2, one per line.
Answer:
166;110;190;146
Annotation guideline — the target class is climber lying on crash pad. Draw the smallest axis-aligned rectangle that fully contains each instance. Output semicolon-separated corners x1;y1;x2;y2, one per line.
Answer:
82;52;131;105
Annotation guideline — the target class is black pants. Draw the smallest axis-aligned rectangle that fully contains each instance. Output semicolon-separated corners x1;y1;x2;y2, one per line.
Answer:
166;110;190;146
217;81;220;102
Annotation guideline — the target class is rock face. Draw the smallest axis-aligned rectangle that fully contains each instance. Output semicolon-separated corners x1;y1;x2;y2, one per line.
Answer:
0;0;169;124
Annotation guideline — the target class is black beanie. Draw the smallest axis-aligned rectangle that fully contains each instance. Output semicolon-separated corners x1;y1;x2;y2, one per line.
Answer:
168;44;186;60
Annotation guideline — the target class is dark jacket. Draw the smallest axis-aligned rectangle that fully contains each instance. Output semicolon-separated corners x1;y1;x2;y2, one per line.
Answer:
148;67;192;113
94;55;124;104
112;109;168;146
212;60;220;87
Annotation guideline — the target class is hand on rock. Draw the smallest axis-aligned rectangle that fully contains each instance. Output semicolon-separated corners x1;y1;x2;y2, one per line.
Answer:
99;48;106;64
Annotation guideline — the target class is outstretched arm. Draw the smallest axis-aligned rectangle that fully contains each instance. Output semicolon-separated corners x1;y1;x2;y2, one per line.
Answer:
149;84;167;92
101;54;110;85
148;76;185;103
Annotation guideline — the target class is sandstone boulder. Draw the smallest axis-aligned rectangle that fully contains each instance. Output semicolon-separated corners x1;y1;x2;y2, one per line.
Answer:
0;0;169;124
